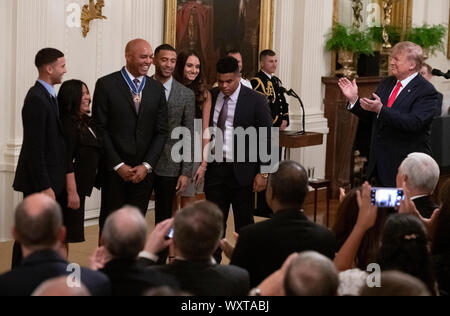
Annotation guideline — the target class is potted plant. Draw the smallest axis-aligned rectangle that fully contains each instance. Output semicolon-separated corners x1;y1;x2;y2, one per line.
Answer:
368;25;402;49
326;23;373;77
406;24;447;59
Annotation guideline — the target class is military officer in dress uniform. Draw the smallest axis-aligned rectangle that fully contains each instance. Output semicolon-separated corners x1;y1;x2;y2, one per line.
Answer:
251;49;289;130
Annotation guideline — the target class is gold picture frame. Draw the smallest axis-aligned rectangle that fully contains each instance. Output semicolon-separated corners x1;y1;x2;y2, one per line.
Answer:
164;0;274;83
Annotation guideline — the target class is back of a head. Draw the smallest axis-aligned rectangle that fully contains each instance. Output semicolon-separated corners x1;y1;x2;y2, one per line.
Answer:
102;206;147;260
216;56;239;75
14;194;63;248
284;251;339;296
360;271;431;296
32;277;91;297
268;161;308;210
379;214;435;294
35;48;64;70
399;152;440;194
174;201;224;261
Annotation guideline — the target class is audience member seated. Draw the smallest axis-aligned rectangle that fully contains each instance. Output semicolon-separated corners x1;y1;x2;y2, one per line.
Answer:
360;271;431;296
142;201;250;296
0;194;110;296
396;153;440;219
378;214;437;295
32;277;91;296
431;179;450;296
333;187;392;271
284;251;339;296
94;206;178;296
221;161;337;288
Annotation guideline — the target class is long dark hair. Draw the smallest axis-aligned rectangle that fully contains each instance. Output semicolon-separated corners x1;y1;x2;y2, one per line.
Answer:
174;50;208;116
378;214;437;295
333;188;392;269
58;79;92;134
432;179;450;255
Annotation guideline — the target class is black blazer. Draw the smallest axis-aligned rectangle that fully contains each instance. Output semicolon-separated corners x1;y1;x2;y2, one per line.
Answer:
13;82;67;195
0;250;110;296
413;195;438;219
148;259;250;296
92;72;169;171
230;209;337;287
351;74;439;187
100;259;178;296
207;86;273;187
62;117;102;197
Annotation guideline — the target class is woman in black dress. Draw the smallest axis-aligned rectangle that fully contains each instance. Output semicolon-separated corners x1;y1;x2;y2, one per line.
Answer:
58;80;102;244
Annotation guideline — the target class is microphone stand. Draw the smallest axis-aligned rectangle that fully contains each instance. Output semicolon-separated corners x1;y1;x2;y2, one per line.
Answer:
283;88;306;135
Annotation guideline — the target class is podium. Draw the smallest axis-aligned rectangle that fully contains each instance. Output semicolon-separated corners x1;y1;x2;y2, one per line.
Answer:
279;131;324;160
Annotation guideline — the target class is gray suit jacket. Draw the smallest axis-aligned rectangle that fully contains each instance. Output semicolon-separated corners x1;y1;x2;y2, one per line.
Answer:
155;79;195;177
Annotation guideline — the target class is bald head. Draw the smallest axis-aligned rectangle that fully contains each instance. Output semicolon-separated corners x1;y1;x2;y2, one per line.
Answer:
102;206;148;259
32;277;91;297
125;39;153;77
14;194;63;248
284;251;339;296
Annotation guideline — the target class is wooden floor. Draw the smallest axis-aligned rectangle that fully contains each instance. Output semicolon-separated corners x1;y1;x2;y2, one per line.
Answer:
0;196;339;275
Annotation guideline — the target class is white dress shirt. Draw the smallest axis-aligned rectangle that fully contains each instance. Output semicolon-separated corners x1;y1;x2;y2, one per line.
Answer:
213;84;242;161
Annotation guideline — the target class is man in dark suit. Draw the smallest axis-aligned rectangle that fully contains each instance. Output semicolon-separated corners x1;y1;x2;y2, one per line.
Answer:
205;56;274;262
339;41;439;187
221;161;336;288
93;39;169;231
12;48;68;268
0;194;110;296
143;201;250;296
396;153;440;219
251;50;290;218
94;206;178;296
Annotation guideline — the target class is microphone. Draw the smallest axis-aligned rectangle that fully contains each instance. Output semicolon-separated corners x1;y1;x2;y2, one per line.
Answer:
279;87;306;134
431;68;450;79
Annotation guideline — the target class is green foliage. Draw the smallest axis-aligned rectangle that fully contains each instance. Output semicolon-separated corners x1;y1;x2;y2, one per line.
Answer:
406;24;447;55
325;23;374;56
368;26;402;46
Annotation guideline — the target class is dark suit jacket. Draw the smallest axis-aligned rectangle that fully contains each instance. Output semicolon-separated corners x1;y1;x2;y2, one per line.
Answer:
0;250;110;296
148;259;250;296
100;258;178;296
206;86;273;187
230;209;337;287
351;74;439;187
62;117;102;197
13;82;67;195
92;71;169;171
413;195;438;219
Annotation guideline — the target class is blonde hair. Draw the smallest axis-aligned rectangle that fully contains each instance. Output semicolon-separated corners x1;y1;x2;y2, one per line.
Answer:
392;41;424;72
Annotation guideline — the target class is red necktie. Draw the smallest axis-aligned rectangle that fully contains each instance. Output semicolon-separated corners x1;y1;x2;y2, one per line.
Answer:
387;81;402;108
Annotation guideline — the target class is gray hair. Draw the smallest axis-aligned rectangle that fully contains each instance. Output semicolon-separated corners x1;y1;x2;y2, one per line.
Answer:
399;153;440;194
102;206;148;259
392;41;424;72
284;251;339;296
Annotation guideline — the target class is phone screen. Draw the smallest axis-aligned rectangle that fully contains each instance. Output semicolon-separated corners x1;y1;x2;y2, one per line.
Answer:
371;188;404;207
167;227;174;239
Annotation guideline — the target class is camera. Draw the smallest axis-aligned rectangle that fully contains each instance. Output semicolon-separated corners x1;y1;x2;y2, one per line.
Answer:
371;187;404;207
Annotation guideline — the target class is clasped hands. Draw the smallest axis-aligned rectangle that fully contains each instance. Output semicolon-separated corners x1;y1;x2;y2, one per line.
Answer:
338;78;383;115
117;164;149;184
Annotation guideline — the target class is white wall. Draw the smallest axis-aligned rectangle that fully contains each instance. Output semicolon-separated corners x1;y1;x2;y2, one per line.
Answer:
413;0;450;115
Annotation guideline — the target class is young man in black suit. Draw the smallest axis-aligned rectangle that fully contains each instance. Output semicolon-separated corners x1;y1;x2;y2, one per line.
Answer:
12;48;68;268
221;161;337;288
339;41;439;187
93;39;169;232
0;194;110;296
205;56;274;262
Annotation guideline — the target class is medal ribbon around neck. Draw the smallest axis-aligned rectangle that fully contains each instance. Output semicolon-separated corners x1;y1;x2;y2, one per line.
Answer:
121;67;146;96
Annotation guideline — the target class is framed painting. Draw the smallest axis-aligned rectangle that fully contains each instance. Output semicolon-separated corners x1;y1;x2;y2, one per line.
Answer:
165;0;274;84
